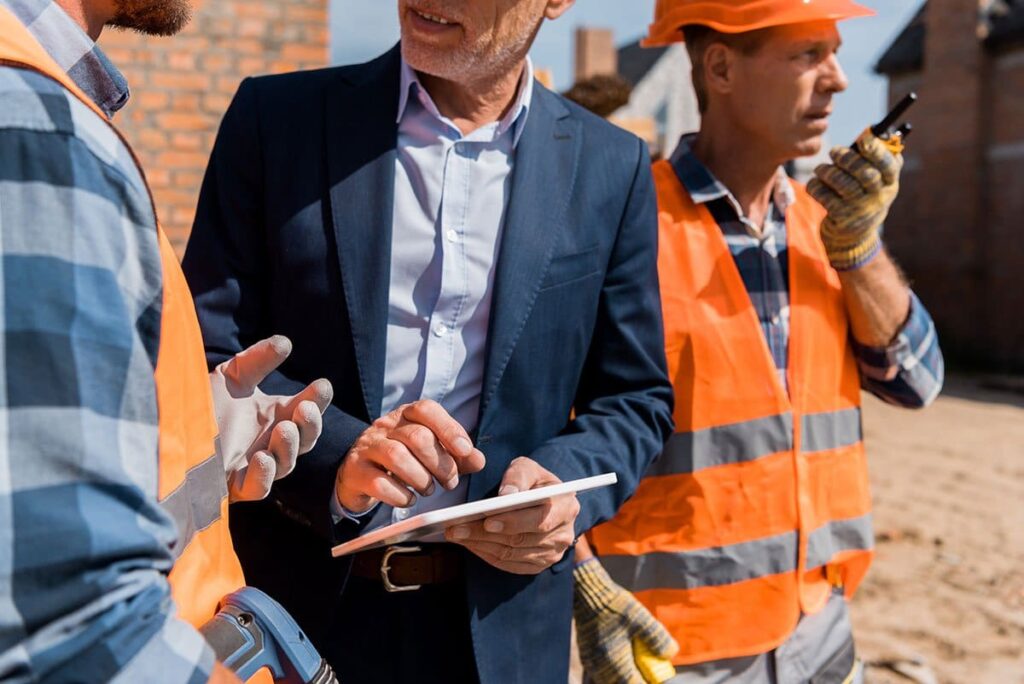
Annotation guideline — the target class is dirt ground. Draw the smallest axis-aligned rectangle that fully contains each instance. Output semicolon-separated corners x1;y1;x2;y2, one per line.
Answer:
569;375;1024;684
852;375;1024;684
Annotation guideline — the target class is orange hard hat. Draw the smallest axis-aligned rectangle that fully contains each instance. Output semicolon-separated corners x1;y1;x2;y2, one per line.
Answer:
643;0;876;47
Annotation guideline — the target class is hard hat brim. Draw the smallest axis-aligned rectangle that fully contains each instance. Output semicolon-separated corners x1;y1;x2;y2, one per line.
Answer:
642;0;876;48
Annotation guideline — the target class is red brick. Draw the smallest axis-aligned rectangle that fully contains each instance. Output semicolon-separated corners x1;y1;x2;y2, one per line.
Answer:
202;92;234;114
136;90;170;109
238;57;267;75
158;112;211;132
149;71;211;91
100;0;328;254
202;52;233;72
270;61;301;74
280;44;325;63
135;128;168;150
171;132;204;151
227;39;264;56
285;5;327;23
234;3;281;20
145;168;172;187
156;151;210;170
881;0;1024;370
171;93;202;111
173;171;206;188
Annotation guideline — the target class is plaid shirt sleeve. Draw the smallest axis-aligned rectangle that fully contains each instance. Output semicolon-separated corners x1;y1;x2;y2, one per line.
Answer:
854;290;945;408
0;67;216;683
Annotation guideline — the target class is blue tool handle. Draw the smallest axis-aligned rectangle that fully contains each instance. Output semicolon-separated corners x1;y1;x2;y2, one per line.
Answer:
201;587;333;683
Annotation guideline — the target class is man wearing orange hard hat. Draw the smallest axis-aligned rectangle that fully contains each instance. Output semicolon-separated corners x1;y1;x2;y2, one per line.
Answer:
572;1;945;682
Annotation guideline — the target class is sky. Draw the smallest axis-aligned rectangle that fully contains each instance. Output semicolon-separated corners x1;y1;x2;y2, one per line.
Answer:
329;0;924;145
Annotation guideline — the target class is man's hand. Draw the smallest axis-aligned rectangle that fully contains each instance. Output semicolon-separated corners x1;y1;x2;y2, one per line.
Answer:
574;559;679;684
210;336;333;502
445;457;580;574
336;399;486;513
807;130;904;271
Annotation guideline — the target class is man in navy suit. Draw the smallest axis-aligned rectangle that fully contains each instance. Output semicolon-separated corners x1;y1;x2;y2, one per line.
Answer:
182;0;673;681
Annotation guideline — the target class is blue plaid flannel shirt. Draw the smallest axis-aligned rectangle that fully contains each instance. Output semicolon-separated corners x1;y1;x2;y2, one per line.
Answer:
670;134;944;407
0;0;217;681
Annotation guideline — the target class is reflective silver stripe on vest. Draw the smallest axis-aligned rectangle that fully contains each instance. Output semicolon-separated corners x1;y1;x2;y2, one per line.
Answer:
602;531;799;592
159;451;227;559
646;413;794;476
800;408;862;453
805;514;874;570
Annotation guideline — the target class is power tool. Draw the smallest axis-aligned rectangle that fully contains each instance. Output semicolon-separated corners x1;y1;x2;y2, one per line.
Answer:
200;587;338;684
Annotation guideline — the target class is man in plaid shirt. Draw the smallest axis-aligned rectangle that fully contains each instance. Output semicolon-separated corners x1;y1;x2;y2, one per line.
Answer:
0;0;331;681
572;5;945;683
666;133;943;407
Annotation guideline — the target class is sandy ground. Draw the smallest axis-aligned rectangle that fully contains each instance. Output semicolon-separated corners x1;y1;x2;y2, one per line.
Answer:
569;375;1024;683
853;376;1024;684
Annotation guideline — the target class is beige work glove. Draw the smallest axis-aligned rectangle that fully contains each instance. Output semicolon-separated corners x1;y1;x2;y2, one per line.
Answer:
210;335;333;502
806;130;904;271
574;560;679;684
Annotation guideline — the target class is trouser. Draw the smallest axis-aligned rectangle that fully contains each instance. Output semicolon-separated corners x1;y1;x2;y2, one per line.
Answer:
668;592;862;684
323;574;480;683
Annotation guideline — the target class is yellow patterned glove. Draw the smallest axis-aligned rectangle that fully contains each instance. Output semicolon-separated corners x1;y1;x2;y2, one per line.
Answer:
574;560;679;684
806;129;903;271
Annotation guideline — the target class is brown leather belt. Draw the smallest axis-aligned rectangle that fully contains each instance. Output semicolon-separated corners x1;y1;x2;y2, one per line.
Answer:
350;544;463;592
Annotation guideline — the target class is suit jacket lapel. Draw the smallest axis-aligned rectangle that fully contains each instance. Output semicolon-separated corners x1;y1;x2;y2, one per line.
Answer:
326;45;401;421
476;89;583;439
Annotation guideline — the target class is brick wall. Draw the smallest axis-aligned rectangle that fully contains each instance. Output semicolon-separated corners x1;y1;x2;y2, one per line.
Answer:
574;28;617;81
983;50;1024;369
883;4;1024;371
99;0;329;255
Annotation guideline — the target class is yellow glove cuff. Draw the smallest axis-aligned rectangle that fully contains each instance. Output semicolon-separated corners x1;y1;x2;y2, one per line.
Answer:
574;559;618;612
822;221;882;271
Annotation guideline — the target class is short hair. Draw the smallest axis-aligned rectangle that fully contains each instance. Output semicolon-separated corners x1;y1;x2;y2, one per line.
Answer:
683;25;769;113
562;74;634;119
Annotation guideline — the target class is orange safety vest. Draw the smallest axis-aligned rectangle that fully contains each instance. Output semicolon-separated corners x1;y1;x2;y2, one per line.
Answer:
590;159;874;665
0;10;262;683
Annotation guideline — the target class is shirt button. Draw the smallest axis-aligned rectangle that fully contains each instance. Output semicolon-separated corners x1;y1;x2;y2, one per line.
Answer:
446;229;459;242
433;323;449;337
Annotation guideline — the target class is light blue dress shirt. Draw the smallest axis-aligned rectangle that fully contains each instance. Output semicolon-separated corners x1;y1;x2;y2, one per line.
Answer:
333;57;535;531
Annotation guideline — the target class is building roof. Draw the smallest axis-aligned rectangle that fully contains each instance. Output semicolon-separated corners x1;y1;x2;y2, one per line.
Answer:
617;40;671;86
876;1;1024;75
875;6;926;75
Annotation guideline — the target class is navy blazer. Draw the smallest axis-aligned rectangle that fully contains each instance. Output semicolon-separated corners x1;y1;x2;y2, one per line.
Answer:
183;46;673;684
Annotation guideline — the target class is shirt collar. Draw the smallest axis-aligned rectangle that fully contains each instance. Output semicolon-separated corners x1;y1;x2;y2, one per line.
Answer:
3;0;129;118
396;56;534;147
669;132;795;216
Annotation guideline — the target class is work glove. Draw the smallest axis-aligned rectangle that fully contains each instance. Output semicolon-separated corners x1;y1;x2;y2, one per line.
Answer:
210;335;334;502
574;559;679;684
806;129;904;271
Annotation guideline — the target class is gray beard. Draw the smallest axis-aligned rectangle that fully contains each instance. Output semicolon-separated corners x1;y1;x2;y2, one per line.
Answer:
107;0;192;36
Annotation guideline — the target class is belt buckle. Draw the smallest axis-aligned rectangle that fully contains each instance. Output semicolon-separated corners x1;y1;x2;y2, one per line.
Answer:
380;545;422;593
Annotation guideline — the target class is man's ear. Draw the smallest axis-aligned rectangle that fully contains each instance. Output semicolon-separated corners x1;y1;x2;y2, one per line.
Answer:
544;0;575;20
704;42;736;98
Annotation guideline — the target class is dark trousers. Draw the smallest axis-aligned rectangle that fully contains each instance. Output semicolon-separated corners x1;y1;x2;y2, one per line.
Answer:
326;575;480;683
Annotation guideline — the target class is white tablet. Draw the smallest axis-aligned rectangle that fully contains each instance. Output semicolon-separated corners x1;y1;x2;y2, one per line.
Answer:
330;472;618;557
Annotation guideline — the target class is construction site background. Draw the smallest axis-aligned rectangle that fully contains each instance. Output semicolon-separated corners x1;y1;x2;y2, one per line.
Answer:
97;1;1023;682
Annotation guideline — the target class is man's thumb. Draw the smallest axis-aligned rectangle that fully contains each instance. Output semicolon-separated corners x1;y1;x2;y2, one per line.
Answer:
498;457;534;496
224;335;292;391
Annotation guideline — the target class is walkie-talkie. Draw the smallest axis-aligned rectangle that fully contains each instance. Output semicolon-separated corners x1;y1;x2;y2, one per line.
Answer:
859;92;917;155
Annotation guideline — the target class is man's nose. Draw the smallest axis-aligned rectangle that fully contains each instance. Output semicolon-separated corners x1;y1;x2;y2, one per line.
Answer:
819;54;849;94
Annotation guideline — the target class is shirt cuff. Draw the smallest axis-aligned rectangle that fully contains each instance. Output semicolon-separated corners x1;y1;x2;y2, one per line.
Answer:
329;490;379;525
852;290;930;382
